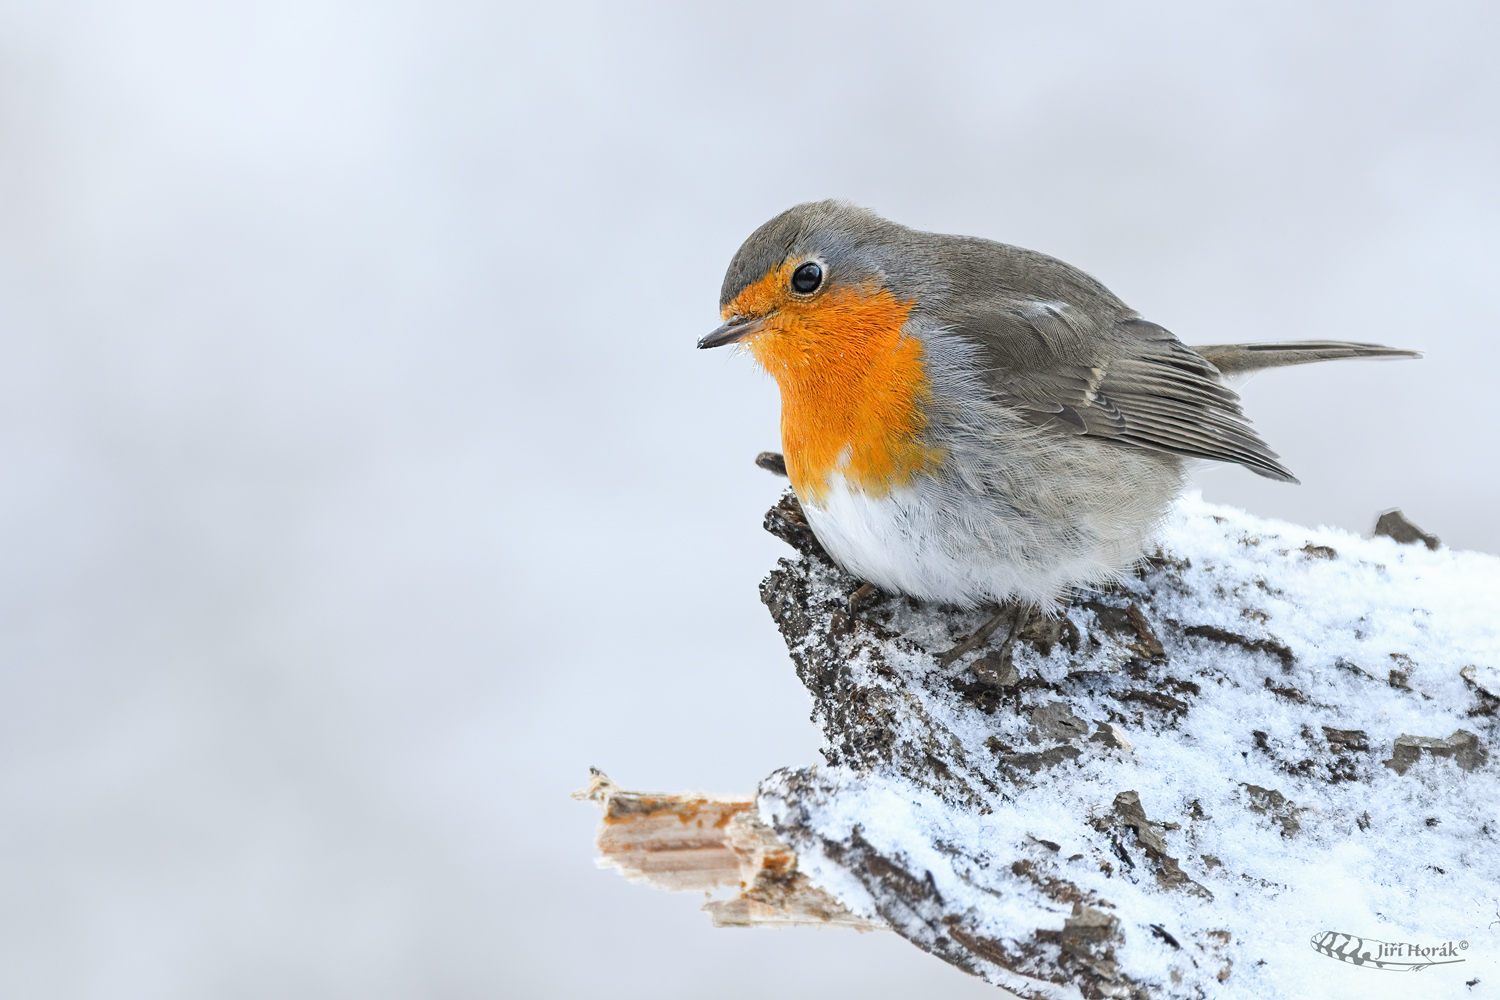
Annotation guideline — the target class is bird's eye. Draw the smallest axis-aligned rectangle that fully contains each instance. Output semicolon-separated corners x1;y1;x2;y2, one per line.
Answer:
791;262;823;294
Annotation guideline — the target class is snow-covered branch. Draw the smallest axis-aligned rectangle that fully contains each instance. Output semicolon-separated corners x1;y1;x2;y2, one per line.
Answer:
585;484;1500;999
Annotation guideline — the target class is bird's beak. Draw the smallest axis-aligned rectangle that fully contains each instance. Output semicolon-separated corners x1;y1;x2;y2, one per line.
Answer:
697;315;766;349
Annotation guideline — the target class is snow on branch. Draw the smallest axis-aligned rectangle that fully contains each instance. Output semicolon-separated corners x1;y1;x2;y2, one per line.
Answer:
585;484;1500;999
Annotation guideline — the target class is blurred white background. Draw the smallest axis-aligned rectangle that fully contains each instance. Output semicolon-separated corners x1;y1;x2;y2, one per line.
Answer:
0;1;1495;997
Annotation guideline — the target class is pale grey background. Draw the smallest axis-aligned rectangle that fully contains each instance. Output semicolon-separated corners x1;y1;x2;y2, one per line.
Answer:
0;1;1495;997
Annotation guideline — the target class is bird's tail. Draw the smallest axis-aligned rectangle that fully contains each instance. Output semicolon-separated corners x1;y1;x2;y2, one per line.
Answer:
1189;340;1420;376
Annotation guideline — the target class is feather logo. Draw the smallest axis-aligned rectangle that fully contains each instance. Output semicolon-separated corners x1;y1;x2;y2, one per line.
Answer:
1310;931;1468;971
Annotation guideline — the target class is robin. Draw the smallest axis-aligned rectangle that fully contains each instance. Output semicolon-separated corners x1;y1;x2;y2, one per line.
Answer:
699;200;1418;616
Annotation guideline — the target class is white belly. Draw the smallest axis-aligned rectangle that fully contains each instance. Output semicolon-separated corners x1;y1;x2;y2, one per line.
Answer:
800;448;1181;609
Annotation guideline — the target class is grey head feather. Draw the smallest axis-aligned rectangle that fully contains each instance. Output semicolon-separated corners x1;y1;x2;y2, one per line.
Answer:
719;200;945;311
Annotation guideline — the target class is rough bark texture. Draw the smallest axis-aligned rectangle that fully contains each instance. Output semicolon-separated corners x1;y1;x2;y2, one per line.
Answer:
584;485;1498;998
752;489;1499;999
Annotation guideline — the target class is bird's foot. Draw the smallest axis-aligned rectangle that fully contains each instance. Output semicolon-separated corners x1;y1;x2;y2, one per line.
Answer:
848;582;883;614
755;451;788;477
939;603;1024;669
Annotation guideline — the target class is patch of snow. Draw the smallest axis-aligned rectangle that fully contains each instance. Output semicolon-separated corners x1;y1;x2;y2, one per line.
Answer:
758;493;1500;999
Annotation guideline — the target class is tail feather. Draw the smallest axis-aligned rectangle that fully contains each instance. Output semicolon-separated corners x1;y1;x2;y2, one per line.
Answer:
1190;340;1421;376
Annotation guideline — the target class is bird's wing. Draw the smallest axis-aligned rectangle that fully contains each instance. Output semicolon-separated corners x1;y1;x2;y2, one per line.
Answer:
941;300;1297;482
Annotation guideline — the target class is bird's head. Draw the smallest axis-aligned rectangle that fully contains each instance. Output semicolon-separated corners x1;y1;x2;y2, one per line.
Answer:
698;200;932;360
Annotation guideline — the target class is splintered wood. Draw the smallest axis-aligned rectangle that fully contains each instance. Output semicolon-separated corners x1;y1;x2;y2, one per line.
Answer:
578;486;1500;999
575;768;878;929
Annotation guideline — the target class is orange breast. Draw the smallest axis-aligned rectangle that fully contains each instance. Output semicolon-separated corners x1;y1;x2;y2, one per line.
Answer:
724;266;942;503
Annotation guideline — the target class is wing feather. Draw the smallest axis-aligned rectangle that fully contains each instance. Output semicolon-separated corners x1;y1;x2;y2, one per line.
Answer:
940;302;1297;481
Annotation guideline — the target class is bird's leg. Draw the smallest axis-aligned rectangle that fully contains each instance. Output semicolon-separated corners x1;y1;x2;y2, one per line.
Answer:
848;582;882;614
939;602;1024;668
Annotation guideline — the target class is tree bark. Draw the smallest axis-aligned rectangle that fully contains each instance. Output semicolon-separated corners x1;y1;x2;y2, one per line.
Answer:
587;487;1500;999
